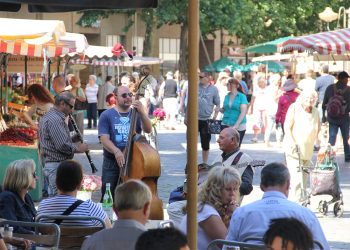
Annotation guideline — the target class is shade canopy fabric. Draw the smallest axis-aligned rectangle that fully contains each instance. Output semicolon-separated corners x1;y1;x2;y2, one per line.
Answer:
70;56;163;67
0;18;65;42
280;28;350;55
244;36;292;54
203;57;240;72
0;18;88;57
0;0;158;12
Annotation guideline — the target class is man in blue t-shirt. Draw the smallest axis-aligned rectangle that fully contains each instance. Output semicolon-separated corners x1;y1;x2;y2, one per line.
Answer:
98;86;152;199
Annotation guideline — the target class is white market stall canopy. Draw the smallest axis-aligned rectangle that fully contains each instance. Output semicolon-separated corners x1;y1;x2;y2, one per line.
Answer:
0;18;88;57
280;28;350;55
67;45;163;67
70;57;163;67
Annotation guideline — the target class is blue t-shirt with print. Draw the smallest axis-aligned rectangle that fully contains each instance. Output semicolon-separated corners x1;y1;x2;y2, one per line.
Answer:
98;108;142;159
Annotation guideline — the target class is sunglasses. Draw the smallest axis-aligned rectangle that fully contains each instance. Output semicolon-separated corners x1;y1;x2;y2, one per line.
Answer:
199;75;206;79
64;101;74;109
32;172;37;179
120;92;134;98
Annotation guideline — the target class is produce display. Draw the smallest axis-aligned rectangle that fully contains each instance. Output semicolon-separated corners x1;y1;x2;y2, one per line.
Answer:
0;127;37;146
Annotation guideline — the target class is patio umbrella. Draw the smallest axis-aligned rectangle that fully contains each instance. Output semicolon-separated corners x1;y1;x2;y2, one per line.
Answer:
280;28;350;55
244;36;292;54
240;61;285;73
203;57;239;72
0;0;157;12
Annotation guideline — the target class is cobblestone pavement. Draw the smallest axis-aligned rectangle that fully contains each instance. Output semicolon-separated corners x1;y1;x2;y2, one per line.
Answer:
75;118;350;249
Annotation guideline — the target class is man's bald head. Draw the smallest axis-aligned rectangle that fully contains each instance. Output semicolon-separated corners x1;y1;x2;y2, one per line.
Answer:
53;75;66;94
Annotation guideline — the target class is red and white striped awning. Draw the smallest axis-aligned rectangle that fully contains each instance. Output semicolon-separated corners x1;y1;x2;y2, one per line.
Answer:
0;18;88;57
0;40;75;57
280;28;350;55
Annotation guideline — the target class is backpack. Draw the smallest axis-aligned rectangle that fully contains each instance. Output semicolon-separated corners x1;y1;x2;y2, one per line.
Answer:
327;85;347;119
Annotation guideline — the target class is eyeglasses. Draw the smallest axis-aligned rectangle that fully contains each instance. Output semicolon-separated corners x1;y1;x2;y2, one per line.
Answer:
64;101;74;109
32;172;37;179
120;92;133;98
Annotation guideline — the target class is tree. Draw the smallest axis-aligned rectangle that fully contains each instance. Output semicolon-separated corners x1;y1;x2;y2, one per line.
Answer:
78;1;349;74
229;0;347;46
77;9;157;57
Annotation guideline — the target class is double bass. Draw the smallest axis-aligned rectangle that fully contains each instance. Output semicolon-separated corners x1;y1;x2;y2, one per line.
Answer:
119;73;164;220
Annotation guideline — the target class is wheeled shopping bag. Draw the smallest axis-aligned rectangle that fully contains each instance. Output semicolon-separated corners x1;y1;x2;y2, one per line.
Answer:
311;144;344;217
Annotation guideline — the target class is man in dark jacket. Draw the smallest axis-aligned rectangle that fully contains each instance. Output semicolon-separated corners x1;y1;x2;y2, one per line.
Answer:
322;71;350;162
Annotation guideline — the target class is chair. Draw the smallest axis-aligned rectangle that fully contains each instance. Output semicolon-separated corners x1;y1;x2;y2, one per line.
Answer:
207;239;266;250
36;215;106;249
0;219;60;249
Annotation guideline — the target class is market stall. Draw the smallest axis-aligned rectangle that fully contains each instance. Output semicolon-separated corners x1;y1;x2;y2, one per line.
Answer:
66;44;162;81
0;18;88;201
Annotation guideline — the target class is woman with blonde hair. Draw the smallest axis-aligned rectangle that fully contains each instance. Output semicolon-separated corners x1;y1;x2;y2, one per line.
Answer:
179;166;241;250
0;159;37;233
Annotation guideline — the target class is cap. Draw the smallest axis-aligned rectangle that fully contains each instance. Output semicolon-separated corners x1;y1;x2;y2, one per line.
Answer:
338;71;350;80
166;71;173;77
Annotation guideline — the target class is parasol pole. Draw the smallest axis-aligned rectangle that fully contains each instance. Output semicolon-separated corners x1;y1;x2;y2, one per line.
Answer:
187;0;199;248
24;56;28;94
4;54;9;114
0;54;3;115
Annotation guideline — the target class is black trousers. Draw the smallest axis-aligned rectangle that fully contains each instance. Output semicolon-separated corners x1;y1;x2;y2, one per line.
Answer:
87;103;97;128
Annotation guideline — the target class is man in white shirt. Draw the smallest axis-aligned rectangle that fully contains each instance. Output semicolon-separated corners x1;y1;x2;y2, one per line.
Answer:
225;162;329;250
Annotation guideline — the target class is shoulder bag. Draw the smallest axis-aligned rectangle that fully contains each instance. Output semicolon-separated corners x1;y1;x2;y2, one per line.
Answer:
74;88;88;110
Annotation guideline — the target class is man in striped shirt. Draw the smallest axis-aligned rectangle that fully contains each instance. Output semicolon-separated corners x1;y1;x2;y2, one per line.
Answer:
39;91;89;196
37;160;111;228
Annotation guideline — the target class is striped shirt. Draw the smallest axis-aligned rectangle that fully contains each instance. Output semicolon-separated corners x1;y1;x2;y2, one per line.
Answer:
39;107;77;163
37;195;107;226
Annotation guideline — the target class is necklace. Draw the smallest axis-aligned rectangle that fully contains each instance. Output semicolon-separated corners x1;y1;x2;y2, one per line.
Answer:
115;107;131;117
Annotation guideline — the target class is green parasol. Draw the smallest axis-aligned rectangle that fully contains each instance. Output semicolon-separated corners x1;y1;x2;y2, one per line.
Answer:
244;36;292;54
203;57;240;72
240;61;285;73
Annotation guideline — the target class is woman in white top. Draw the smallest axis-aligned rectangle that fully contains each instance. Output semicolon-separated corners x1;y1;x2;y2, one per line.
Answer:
85;75;99;129
179;166;241;250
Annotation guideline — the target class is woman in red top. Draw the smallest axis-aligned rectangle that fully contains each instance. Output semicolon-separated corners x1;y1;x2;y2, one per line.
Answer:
275;79;299;137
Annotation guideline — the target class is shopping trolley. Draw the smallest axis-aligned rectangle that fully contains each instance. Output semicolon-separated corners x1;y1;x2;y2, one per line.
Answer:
297;144;344;217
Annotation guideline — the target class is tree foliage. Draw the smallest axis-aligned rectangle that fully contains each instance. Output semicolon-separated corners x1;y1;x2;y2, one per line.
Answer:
77;0;350;72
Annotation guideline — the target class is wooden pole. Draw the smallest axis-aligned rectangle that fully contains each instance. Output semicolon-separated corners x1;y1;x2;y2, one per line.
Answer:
24;56;28;94
187;0;199;249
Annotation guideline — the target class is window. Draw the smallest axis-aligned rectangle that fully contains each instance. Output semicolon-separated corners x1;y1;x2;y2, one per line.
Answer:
132;36;144;56
159;38;180;61
106;35;126;47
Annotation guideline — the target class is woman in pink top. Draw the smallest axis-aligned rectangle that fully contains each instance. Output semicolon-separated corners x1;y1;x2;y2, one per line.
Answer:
275;79;299;137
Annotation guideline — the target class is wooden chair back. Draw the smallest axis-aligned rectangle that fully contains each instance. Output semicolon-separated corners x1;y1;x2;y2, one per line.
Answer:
36;215;106;249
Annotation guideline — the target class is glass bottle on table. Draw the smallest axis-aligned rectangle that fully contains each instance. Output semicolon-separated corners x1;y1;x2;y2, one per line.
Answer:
102;183;114;221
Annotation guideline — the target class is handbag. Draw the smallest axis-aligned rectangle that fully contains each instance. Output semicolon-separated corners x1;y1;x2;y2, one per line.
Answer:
310;168;339;196
74;88;87;110
207;119;223;134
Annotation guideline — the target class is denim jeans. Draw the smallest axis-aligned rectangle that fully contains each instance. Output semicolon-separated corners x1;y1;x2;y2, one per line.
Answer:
101;156;120;202
44;162;60;197
328;118;350;160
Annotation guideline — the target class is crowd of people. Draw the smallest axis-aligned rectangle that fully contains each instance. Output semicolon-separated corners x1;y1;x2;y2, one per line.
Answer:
1;63;350;249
